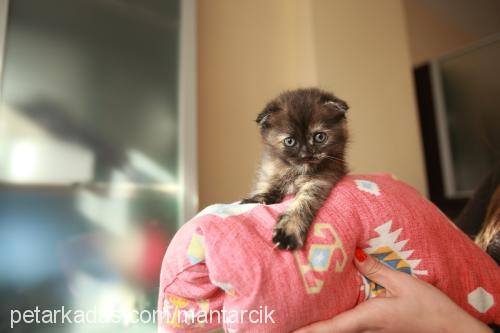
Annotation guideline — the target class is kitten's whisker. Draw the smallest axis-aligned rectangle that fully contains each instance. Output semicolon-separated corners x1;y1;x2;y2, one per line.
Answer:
324;155;345;163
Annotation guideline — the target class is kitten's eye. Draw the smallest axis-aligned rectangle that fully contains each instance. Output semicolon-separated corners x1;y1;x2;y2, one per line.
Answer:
283;137;296;147
313;132;327;143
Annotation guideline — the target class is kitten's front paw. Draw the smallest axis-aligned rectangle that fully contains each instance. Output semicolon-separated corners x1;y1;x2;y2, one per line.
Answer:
272;214;307;250
240;196;266;204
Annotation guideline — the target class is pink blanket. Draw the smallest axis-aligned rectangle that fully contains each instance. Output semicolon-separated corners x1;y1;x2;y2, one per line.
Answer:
158;174;500;332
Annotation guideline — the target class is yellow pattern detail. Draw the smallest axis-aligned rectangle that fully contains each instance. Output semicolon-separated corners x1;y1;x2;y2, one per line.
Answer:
163;295;209;329
165;295;189;328
295;223;347;294
187;233;205;263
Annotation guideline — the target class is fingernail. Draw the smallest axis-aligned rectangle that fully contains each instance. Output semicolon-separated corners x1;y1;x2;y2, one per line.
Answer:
355;247;367;262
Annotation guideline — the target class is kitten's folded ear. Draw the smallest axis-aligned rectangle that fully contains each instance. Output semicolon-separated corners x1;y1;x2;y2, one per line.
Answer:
256;101;280;128
320;92;349;114
324;98;349;113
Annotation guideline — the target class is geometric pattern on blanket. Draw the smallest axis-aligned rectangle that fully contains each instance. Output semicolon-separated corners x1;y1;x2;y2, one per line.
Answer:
361;220;429;299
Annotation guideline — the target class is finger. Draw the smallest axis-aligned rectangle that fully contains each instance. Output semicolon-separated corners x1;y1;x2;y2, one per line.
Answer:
292;299;386;333
354;247;409;292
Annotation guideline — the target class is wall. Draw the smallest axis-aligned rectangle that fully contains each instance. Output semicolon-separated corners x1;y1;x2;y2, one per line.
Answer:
403;0;474;65
197;0;427;208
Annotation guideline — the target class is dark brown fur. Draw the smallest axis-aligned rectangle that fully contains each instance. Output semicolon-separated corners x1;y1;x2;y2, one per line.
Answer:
242;88;349;250
476;186;500;264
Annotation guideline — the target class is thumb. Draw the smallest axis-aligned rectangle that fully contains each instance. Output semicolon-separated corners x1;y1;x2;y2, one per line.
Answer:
354;247;407;292
292;298;390;333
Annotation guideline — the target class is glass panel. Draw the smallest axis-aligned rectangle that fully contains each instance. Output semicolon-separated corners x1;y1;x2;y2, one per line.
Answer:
0;1;181;332
438;38;500;196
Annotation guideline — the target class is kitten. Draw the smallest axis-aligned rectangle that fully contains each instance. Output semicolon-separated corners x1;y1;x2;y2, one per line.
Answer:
242;88;349;250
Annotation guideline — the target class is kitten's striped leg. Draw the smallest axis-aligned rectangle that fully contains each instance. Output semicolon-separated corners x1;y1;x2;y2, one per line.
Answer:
272;179;332;250
241;188;284;205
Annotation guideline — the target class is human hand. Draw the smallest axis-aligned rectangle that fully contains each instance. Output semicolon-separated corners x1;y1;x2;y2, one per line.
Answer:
293;248;492;333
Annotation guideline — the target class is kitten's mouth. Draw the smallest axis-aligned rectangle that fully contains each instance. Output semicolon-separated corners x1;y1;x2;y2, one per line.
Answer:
300;157;321;165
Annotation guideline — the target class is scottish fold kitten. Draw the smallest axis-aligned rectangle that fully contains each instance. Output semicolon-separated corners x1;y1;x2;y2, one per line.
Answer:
242;88;349;250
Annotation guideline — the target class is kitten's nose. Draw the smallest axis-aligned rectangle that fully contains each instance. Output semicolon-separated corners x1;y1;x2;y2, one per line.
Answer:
299;148;312;159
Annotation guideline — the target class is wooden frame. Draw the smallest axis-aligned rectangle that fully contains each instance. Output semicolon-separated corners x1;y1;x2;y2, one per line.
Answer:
413;64;467;218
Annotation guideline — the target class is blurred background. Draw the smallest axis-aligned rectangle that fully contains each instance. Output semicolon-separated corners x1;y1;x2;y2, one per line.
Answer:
0;0;498;332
